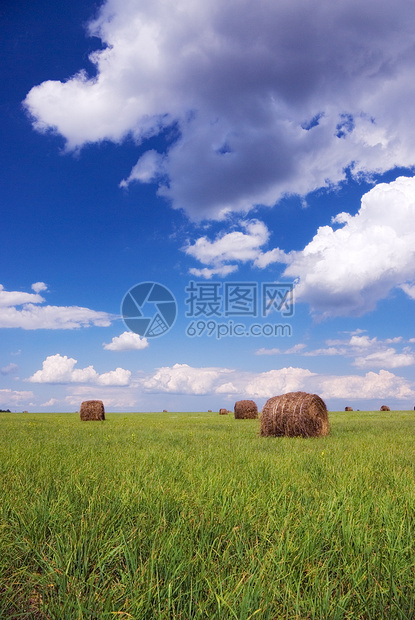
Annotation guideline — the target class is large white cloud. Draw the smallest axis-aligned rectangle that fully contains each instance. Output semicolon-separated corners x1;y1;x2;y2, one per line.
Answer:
0;284;113;329
24;0;415;219
29;354;131;386
282;176;415;316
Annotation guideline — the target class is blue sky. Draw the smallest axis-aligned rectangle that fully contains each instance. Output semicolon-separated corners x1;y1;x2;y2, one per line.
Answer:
1;0;415;412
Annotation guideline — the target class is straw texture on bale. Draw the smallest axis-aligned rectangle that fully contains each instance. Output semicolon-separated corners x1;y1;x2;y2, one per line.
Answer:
80;400;105;421
219;408;228;415
234;400;258;419
261;391;329;438
380;405;390;411
345;406;353;411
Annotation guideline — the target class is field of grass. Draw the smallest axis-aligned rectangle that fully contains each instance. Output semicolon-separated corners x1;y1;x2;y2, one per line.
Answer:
0;410;415;619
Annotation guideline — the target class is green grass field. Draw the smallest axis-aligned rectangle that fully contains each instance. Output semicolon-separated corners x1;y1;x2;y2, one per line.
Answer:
0;410;414;619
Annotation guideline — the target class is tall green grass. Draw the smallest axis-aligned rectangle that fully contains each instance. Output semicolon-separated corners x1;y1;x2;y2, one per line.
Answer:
0;410;414;619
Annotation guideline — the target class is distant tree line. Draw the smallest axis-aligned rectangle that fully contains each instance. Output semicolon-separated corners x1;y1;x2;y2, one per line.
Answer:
0;408;11;412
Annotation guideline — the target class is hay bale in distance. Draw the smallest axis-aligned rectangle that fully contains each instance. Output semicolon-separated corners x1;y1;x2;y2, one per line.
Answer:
80;400;105;421
261;391;329;438
345;406;353;411
219;408;228;415
234;399;258;419
380;405;390;411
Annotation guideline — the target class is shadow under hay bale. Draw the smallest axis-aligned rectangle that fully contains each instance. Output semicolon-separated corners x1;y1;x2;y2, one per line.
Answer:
261;391;329;438
219;408;228;415
234;399;258;419
80;400;105;421
345;406;353;411
380;405;390;411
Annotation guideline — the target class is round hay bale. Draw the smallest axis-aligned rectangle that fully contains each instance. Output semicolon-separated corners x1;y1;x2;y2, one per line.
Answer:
208;409;212;412
80;400;105;421
345;406;353;411
261;391;329;438
380;405;390;411
234;399;258;419
219;408;228;415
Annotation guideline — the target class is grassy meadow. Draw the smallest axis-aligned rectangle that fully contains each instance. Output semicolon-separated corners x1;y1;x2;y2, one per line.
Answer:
0;409;414;619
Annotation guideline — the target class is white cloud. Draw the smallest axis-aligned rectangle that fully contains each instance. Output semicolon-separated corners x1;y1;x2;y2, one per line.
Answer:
353;348;415;369
0;388;34;405
31;282;48;293
142;363;233;395
24;0;415;220
255;332;415;369
188;265;238;279
140;363;315;399
400;283;415;299
303;347;345;357
244;368;316;399
41;398;58;407
97;368;131;386
103;331;149;351
184;219;290;277
0;363;19;375
184;219;274;276
318;370;415;401
120;150;165;187
280;176;415;317
255;344;307;356
0;284;113;329
29;354;131;386
0;284;44;307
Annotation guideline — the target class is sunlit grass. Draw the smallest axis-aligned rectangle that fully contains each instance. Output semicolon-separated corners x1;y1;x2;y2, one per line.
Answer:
0;410;415;618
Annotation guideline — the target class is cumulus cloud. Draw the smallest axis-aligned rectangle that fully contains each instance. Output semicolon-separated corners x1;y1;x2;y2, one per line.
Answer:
29;354;131;386
97;368;131;386
282;176;415;316
0;284;113;329
184;219;284;277
142;363;233;395
244;367;315;399
31;282;48;293
318;370;415;401
0;388;34;405
103;331;149;351
24;0;415;220
139;362;415;402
